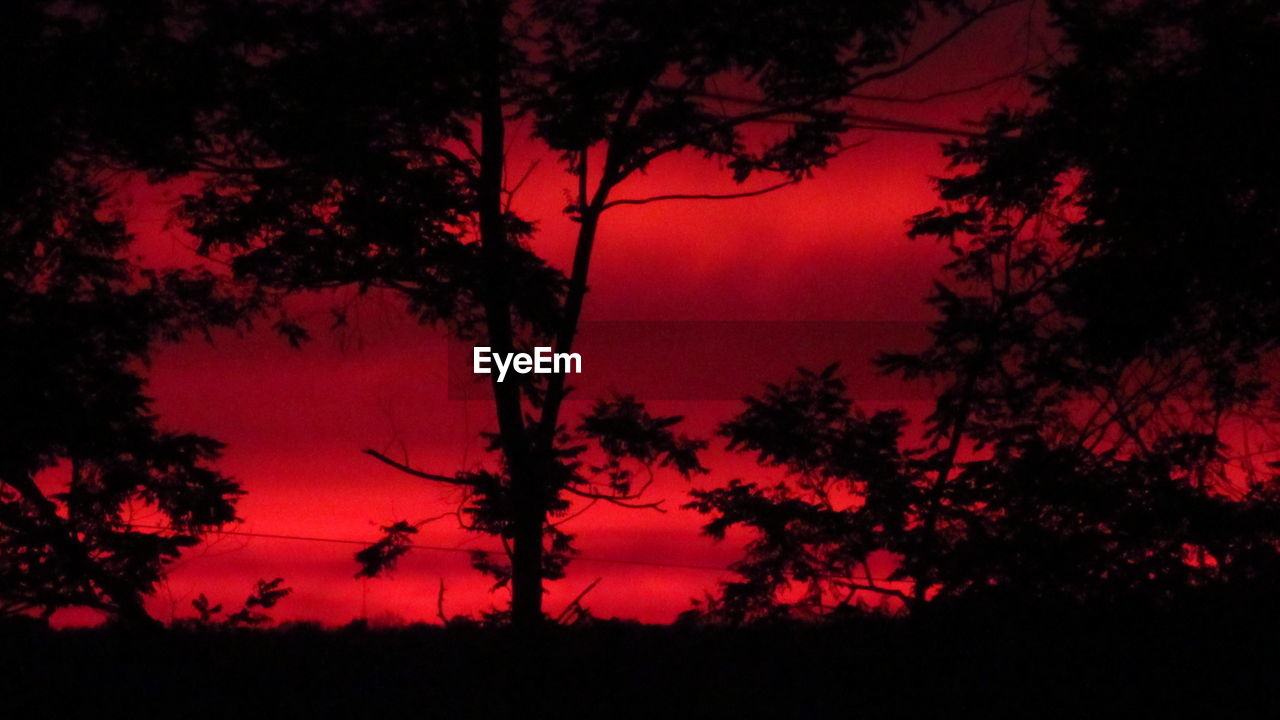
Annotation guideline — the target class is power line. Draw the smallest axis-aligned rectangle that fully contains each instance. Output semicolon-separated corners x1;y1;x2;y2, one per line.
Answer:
124;523;904;581
124;523;732;573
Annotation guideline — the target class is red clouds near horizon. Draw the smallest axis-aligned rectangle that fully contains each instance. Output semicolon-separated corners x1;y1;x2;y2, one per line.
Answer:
52;5;1049;626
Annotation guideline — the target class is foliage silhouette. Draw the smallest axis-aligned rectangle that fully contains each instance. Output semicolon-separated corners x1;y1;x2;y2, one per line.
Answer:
1;1;255;625
690;0;1280;622
184;578;292;628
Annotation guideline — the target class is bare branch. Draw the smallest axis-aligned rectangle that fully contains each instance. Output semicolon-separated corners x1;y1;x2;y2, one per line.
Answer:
459;131;482;163
848;0;1026;91
555;577;602;624
563;485;666;511
362;449;477;486
503;158;540;212
602;179;797;210
835;580;914;603
851;60;1046;104
678;89;981;136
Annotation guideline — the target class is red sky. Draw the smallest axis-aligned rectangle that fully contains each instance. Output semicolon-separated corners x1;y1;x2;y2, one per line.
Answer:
55;4;1050;626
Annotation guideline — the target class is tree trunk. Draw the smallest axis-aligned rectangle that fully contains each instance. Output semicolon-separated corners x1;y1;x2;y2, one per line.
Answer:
472;0;543;627
508;466;545;627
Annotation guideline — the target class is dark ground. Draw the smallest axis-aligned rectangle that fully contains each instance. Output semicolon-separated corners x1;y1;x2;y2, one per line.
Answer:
5;598;1280;719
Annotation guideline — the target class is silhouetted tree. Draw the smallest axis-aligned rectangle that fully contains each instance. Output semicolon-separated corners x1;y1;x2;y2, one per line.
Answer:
175;0;1019;625
1;2;252;625
689;0;1280;621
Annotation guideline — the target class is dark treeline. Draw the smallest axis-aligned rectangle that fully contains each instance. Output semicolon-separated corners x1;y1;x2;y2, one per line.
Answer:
3;0;1280;662
6;600;1280;718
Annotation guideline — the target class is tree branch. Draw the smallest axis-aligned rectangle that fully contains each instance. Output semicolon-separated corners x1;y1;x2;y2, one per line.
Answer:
851;60;1046;104
601;179;798;210
362;449;477;486
677;89;980;136
835;580;914;604
848;0;1026;91
555;577;602;624
563;485;666;511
